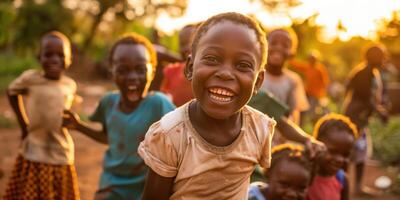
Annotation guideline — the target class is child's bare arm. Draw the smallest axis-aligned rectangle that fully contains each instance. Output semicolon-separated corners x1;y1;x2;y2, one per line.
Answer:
141;169;174;200
276;117;326;158
341;174;350;200
63;110;108;144
6;89;29;139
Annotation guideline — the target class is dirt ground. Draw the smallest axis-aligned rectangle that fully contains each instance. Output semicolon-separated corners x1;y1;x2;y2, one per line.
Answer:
0;80;399;200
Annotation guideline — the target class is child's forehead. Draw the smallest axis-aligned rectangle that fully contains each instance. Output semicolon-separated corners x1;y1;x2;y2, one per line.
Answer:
199;21;259;50
41;36;65;47
268;30;291;42
270;158;308;176
114;43;148;56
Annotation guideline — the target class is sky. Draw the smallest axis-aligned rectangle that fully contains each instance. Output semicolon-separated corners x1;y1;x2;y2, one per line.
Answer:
155;0;400;42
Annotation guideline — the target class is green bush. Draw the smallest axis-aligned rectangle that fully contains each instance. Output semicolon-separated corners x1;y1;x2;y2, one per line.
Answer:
0;52;38;92
369;116;400;166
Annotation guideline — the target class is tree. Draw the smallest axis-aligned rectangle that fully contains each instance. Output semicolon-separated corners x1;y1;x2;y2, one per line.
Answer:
79;0;187;51
0;1;16;50
254;0;301;13
12;0;74;54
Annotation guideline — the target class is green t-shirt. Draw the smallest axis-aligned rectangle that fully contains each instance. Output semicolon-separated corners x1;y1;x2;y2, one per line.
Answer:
248;91;289;120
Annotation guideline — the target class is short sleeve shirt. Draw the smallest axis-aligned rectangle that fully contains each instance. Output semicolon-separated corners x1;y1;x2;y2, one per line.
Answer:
90;91;175;192
261;69;309;113
8;69;77;165
138;102;276;200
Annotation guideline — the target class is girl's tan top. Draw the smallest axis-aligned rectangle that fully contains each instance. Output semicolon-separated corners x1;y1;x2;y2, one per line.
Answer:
8;69;76;165
138;102;276;200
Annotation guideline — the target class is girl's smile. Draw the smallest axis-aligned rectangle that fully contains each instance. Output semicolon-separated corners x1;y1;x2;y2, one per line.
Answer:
112;44;154;112
187;20;264;120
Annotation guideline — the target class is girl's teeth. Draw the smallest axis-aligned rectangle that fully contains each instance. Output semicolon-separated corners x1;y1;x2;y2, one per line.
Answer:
128;86;137;90
209;88;234;97
210;94;232;102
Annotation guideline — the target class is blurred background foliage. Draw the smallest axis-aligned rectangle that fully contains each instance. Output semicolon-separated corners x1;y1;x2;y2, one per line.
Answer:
1;1;399;83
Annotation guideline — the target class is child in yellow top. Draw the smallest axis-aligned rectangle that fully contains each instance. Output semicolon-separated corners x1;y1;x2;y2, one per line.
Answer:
3;31;79;200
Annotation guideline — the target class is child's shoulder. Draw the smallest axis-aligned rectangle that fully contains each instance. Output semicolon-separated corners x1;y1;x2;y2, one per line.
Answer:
17;69;41;80
283;68;303;83
158;105;184;132
243;105;276;123
243;105;276;139
99;91;120;104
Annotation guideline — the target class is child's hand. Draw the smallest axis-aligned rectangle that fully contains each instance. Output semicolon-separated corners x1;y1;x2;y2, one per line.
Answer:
63;110;81;129
305;138;326;160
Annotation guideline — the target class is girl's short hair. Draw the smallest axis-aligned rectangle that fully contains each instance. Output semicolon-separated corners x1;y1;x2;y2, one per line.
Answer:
313;113;359;140
266;143;311;177
191;12;267;69
40;31;72;67
267;28;298;55
108;33;157;69
362;42;388;60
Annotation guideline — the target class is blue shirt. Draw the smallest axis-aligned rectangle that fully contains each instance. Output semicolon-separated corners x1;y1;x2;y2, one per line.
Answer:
90;91;175;199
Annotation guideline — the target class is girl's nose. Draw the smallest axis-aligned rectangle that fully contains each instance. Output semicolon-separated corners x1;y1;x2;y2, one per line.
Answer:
215;64;234;80
126;71;140;82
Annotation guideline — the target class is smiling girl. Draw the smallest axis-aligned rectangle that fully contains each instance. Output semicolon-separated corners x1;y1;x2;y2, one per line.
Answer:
63;33;175;199
138;12;275;200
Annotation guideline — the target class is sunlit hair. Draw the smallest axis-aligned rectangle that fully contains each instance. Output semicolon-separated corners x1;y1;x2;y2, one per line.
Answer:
267;28;298;56
265;143;311;178
40;31;72;67
108;32;157;70
313;113;359;140
191;12;267;70
181;22;201;33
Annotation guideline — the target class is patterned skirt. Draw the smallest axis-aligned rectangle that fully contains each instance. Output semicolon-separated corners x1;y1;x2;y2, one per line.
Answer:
3;155;80;200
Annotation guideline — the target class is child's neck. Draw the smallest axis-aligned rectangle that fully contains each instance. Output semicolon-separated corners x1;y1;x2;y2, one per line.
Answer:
266;65;283;76
189;101;242;147
43;73;63;80
119;98;141;113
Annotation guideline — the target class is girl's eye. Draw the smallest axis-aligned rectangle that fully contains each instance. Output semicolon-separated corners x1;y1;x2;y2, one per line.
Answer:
115;67;127;74
203;55;219;64
136;67;147;74
236;62;252;71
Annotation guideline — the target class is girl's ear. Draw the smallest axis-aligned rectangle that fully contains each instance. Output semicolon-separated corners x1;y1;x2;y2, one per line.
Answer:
254;69;265;94
184;54;194;81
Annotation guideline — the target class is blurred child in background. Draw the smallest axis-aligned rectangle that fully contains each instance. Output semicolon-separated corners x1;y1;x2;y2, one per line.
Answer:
4;31;80;199
342;43;389;195
63;33;175;199
248;144;312;200
160;23;199;106
289;50;330;123
260;28;309;145
308;114;358;200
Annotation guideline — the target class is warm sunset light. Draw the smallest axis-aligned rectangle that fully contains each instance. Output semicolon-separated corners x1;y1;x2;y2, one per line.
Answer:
156;0;400;42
